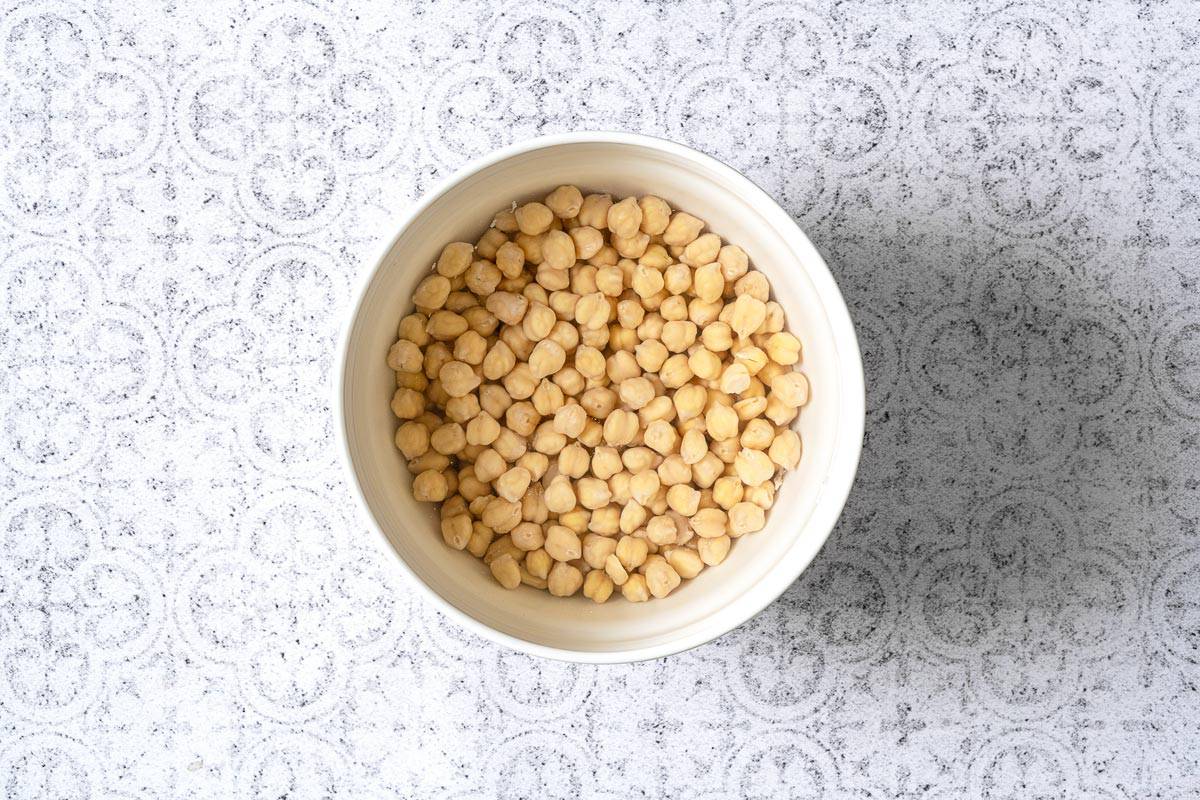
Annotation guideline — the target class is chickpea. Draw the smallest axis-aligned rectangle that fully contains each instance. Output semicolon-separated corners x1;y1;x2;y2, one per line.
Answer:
764;332;802;365
603;409;640;446
428;422;464;455
588;244;618;267
733;274;769;306
670;385;705;422
621;573;650;602
705;403;739;441
719;362;751;394
607;196;643;238
394;422;430;459
397;312;430;346
489;553;521;589
645;559;681;598
605;553;630;585
734;448;775;485
631;264;665;298
489;431;524;467
701;321;734;353
527;339;567;380
390;388;425;419
688;347;723;381
666;483;701;516
545;185;583;218
548;561;584;596
575;292;611;330
515;202;554;235
679;429;709;465
718;245;748;281
531;379;564;417
541;229;576;270
666;548;704;579
606;350;641;383
590;447;623;480
697;535;731;566
502;363;538;400
662;212;704;246
657;454;692;487
567;226;603;260
638;195;671;235
659;354;693;388
545;525;582;562
734;346;769;378
616;535;649;571
578;193;613;229
768;429;802;469
681;233;721;267
436;242;474;278
640;419;675;456
731;420;769;453
583;569;614;603
728;501;765;536
770;371;810;408
413;470;449;502
582;533;619;569
485;291;528;326
510;520;545;552
690;507;727;539
580;386;618;418
612;231;650;259
661;320;697;353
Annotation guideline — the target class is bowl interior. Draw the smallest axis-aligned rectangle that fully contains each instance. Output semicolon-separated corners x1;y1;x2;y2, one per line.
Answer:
340;139;861;659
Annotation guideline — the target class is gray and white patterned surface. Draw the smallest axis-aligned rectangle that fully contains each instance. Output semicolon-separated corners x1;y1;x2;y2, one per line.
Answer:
1;0;1198;797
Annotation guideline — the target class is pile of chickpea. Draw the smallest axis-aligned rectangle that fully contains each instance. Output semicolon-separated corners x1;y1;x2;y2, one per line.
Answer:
388;186;808;602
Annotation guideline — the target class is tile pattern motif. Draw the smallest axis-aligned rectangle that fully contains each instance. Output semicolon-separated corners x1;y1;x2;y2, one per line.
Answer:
1;0;1199;797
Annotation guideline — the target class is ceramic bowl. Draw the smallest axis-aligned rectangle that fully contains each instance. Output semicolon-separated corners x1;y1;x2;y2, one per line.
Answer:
336;132;864;663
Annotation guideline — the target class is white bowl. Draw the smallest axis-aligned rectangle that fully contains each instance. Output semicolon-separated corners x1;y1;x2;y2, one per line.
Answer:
336;132;864;663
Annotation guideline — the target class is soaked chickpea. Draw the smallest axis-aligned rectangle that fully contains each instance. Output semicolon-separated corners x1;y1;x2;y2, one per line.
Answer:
387;185;810;600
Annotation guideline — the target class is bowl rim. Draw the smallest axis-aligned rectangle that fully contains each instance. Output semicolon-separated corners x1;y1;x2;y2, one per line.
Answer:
334;130;865;663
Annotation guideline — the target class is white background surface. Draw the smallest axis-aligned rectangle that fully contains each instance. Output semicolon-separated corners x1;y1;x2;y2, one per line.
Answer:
2;1;1198;797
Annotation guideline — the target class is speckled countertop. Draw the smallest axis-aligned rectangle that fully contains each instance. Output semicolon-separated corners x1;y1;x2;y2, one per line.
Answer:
2;0;1199;797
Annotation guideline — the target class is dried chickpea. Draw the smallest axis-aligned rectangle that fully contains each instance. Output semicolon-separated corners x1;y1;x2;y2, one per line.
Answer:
659;354;693;388
603;410;640;446
638;195;671;235
437;242;473;278
590;447;623;480
583;569;614;603
719;362;751;394
740;418;775;450
616;535;649;571
568;226;603;260
705;403;739;441
388;339;424;374
698;535;731;566
545;185;583;218
645;559;681;598
681;233;721;267
582;534;618;569
394;422;430;459
662;212;704;246
732;272;768;305
770;372;810;408
413;470;448;502
666;547;704;579
769;429;802;469
548;561;584;596
605;554;629;585
489;553;521;589
578;193;613;229
621;573;650;602
515;202;554;235
545;525;582;562
688;347;723;381
607;196;643;238
728;501;765;536
541;230;576;270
